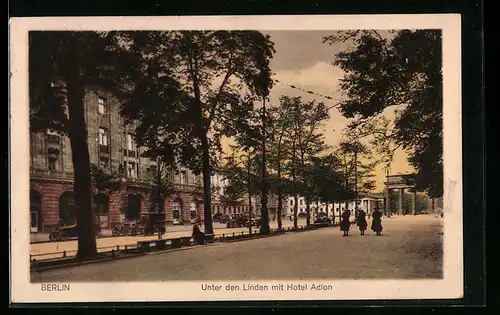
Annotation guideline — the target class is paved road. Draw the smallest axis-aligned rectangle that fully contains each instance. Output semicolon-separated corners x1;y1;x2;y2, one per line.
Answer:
30;222;231;243
31;215;443;282
30;218;324;260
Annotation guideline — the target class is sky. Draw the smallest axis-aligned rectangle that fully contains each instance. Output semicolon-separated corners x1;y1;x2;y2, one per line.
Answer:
223;30;415;192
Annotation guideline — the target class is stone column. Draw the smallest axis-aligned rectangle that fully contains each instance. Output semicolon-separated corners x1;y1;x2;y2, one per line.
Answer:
109;191;122;229
385;188;391;216
197;201;204;222
41;189;59;232
182;198;191;225
398;188;404;215
140;193;149;215
411;191;417;215
164;198;173;225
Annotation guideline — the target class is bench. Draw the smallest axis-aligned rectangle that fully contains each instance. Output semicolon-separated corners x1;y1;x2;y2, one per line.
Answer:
137;239;168;252
171;236;193;248
205;234;215;244
311;222;329;228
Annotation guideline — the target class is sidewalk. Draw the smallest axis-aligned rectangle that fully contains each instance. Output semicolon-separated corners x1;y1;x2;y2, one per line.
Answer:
30;219;310;260
30;222;228;243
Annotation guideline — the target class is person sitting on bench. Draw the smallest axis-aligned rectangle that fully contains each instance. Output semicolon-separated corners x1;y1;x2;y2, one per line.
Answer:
192;224;206;245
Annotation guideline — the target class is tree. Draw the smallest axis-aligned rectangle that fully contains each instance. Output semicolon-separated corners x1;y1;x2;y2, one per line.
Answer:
267;103;295;230
323;30;443;197
90;163;122;226
336;139;377;214
282;96;330;227
305;155;349;218
219;149;262;234
121;31;275;235
29;31;135;259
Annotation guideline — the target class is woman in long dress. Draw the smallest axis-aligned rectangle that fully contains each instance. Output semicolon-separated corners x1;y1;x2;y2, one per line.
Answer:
340;209;351;236
192;224;206;245
357;209;368;235
371;208;383;236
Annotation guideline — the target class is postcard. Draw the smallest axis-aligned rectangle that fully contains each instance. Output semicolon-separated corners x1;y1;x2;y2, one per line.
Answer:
9;14;462;303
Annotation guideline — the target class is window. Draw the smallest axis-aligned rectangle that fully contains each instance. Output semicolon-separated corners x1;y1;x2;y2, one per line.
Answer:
125;133;137;152
290;200;293;206
98;128;108;146
99;156;109;168
300;199;303;205
149;166;157;178
180;171;187;185
98;97;106;114
48;158;57;171
128;162;136;178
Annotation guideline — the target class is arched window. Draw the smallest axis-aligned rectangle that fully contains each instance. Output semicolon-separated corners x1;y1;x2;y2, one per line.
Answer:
172;201;181;219
190;202;197;219
149;194;164;213
30;190;42;231
59;191;77;225
93;194;109;228
126;194;141;221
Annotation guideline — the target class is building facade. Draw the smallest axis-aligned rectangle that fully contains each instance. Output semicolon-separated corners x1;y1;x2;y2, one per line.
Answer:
286;194;384;219
29;87;205;233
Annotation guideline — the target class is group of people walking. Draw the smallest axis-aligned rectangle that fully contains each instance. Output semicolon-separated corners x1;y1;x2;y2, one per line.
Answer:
339;207;383;236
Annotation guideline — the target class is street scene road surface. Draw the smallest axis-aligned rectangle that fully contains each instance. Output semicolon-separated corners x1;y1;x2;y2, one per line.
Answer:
32;215;443;282
30;218;324;260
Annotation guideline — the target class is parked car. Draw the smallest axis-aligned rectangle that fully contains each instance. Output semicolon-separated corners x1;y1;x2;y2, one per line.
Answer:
251;217;261;227
313;216;331;226
213;213;224;222
173;218;182;225
190;217;200;224
226;216;250;228
112;220;144;237
214;213;230;223
297;212;308;219
49;223;102;242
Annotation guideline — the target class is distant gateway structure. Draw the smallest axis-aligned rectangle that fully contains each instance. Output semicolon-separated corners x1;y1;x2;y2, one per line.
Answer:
384;174;418;216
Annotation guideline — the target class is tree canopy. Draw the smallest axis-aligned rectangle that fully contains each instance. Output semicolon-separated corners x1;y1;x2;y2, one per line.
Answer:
324;30;443;197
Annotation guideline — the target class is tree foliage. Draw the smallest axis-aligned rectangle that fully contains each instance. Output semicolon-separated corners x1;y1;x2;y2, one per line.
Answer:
120;31;275;234
271;95;330;227
29;31;137;259
90;163;122;194
323;30;443;197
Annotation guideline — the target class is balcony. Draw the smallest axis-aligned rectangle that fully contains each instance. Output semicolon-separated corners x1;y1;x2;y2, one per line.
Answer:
123;149;137;158
174;184;203;194
99;145;109;155
30;168;74;180
46;134;60;144
47;147;60;159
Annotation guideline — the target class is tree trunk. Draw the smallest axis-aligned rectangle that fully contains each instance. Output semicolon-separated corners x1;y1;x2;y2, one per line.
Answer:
306;198;311;227
200;131;214;234
354;147;358;217
260;98;270;234
276;159;283;230
247;155;253;235
294;194;298;229
65;61;97;260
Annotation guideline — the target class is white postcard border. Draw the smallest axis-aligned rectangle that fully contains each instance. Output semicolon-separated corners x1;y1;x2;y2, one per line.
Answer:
9;14;463;303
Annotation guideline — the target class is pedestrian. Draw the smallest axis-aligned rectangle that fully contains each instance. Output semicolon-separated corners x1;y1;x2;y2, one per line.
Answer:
357;209;368;235
371;207;383;236
192;224;206;245
340;208;351;236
